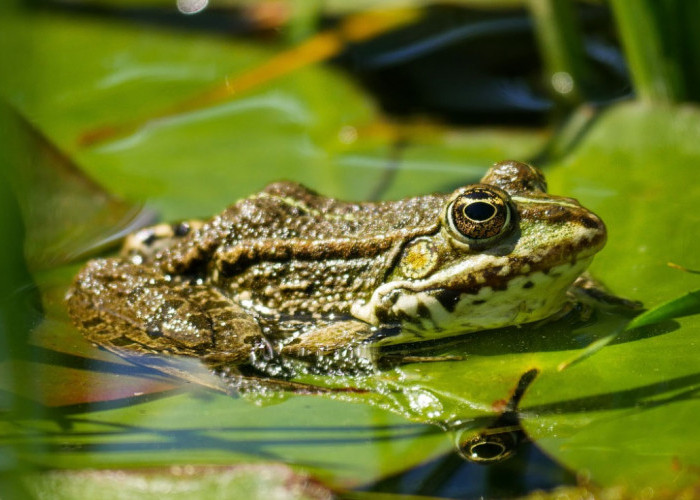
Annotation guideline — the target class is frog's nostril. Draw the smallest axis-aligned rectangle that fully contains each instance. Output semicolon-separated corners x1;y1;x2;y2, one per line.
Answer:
582;214;607;251
580;213;605;231
384;289;402;305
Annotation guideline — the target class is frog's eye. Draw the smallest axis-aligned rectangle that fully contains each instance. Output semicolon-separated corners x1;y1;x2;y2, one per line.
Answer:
446;186;512;243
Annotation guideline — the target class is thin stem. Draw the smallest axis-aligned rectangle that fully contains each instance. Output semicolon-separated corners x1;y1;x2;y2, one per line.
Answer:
286;0;323;43
527;0;590;107
609;0;685;103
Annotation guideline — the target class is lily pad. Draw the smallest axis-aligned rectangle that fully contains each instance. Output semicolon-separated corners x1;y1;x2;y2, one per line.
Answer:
520;102;700;494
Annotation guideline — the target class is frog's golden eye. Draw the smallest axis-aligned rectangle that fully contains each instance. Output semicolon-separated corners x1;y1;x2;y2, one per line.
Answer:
446;186;512;243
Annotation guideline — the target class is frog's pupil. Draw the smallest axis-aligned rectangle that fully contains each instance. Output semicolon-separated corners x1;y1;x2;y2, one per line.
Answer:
464;201;496;222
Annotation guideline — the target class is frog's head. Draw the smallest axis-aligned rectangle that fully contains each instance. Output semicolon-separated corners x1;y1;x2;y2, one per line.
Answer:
352;160;607;341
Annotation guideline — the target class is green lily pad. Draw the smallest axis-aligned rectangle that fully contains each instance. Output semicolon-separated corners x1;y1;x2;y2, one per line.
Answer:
519;102;700;493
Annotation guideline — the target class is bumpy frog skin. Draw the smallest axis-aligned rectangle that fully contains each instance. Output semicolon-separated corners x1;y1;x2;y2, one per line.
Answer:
67;161;607;370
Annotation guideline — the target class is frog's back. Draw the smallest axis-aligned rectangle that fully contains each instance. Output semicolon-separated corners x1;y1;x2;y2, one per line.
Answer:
157;182;445;318
224;181;445;242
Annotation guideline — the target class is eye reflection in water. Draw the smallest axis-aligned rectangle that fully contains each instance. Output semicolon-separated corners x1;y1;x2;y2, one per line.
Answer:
455;368;538;464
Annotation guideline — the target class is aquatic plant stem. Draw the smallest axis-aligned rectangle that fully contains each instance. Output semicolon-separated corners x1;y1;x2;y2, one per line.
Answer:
609;0;685;103
527;0;589;107
286;0;323;43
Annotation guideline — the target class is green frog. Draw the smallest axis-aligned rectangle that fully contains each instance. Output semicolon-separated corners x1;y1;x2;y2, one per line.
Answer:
66;161;612;378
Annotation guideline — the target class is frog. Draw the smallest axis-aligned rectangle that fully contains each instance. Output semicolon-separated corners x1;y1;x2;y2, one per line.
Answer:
66;160;615;383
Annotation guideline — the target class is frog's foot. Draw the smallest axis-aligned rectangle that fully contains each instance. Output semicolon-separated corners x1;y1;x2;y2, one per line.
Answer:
67;258;267;365
122;220;205;261
570;272;643;311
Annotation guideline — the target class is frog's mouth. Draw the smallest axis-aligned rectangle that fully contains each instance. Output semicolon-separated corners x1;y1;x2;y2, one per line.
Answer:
356;255;594;339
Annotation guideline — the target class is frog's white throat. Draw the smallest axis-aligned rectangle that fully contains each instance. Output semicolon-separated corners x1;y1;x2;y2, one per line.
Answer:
351;257;593;344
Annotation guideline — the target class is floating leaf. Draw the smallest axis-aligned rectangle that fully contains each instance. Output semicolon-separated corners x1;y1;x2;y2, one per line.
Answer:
521;102;700;494
78;8;421;146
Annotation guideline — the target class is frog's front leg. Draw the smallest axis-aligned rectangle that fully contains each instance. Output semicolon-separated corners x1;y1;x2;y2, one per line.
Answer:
275;320;380;374
280;320;377;358
280;320;463;370
67;258;267;364
569;272;643;310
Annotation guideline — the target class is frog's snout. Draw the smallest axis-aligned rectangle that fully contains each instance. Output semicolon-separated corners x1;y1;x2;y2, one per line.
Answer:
578;210;607;252
527;194;608;254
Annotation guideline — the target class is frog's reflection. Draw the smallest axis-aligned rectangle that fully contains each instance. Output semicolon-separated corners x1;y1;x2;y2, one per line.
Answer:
454;368;537;463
